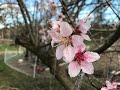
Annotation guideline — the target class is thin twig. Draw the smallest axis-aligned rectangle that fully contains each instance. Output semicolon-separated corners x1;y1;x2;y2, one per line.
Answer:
59;0;74;27
88;0;112;17
105;0;120;20
86;74;100;90
71;72;85;90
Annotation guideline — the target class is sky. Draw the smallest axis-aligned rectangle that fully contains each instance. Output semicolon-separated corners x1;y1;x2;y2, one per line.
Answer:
0;0;119;29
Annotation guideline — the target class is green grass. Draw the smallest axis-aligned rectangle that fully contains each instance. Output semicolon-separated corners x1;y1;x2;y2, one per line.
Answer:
0;45;17;51
85;40;94;45
84;40;96;50
0;54;64;90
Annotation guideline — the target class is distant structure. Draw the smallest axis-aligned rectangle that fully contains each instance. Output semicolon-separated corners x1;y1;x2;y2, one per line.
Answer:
0;27;15;45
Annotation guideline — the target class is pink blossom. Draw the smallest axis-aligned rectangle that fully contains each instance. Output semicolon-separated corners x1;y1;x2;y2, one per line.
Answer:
48;1;57;15
75;17;91;41
68;44;100;77
52;21;61;29
77;18;91;33
101;80;120;90
48;21;84;62
39;0;57;15
39;2;49;11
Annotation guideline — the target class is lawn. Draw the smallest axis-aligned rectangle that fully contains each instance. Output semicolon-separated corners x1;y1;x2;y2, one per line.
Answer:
0;54;64;90
0;44;17;51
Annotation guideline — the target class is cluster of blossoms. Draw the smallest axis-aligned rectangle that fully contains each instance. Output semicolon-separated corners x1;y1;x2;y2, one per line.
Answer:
101;80;120;90
48;16;100;77
40;0;120;90
39;0;57;15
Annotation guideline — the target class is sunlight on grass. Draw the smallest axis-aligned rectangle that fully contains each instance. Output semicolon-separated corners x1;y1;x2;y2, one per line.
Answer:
0;45;17;51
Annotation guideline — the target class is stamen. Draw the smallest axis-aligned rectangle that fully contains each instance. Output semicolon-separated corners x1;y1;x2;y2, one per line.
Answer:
61;37;71;46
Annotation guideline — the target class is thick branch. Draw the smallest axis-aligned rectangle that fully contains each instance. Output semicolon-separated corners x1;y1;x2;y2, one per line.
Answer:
17;0;29;32
17;0;35;45
15;38;73;90
94;25;120;54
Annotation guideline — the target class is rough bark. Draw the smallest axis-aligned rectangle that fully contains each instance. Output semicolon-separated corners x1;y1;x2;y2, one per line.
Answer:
94;25;120;54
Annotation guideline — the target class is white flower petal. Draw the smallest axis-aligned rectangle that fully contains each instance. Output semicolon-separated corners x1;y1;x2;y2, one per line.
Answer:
74;43;86;53
72;35;84;47
77;18;91;33
63;45;76;63
84;51;100;62
48;30;61;42
68;61;81;77
56;45;65;60
81;61;94;74
52;21;61;29
81;33;91;41
105;81;113;89
100;87;108;90
60;22;73;37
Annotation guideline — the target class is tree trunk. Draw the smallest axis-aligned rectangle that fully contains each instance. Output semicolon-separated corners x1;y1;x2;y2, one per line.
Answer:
15;38;74;90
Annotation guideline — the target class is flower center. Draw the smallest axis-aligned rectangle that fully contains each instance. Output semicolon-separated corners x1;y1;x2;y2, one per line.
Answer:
74;51;84;63
61;37;71;46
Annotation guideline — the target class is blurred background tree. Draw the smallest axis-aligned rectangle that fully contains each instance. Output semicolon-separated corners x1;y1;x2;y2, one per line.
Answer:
0;0;120;90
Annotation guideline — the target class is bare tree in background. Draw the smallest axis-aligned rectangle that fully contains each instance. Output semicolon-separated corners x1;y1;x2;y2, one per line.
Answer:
0;0;120;89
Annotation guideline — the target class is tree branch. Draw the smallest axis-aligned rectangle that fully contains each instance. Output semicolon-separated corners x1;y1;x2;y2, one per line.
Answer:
94;25;120;54
105;0;120;20
15;37;74;90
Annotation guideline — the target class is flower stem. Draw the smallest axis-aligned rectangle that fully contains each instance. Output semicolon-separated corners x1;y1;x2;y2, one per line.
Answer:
71;72;85;90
